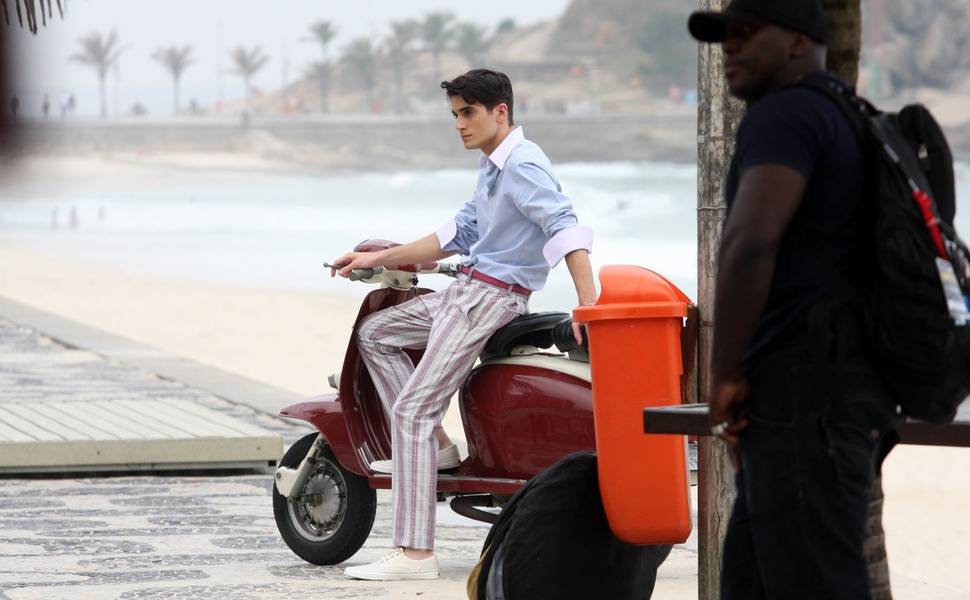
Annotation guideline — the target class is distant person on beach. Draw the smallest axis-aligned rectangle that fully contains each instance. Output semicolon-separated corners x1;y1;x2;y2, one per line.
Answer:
690;1;899;599
41;93;50;118
331;69;596;581
9;95;18;118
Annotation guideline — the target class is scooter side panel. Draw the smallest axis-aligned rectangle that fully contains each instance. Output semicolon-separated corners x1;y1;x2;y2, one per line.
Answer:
460;365;595;480
340;287;434;465
279;395;366;476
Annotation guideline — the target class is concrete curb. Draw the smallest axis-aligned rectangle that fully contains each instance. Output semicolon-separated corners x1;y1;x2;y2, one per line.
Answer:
0;296;305;417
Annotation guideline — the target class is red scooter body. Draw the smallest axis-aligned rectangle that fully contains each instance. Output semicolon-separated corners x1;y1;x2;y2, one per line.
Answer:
272;240;596;565
280;285;596;495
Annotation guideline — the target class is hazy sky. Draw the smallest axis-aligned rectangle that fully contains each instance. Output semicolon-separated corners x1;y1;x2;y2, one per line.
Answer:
9;0;571;117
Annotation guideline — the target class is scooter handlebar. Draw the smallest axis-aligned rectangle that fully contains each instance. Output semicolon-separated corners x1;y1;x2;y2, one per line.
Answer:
348;267;382;281
324;262;459;282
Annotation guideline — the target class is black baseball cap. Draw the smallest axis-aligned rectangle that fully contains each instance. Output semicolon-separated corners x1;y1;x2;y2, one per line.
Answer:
688;0;828;44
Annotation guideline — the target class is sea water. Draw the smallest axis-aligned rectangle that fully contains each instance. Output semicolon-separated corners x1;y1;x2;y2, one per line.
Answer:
1;161;968;314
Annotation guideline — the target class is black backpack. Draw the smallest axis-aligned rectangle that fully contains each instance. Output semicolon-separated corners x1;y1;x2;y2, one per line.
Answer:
801;77;970;424
468;452;672;600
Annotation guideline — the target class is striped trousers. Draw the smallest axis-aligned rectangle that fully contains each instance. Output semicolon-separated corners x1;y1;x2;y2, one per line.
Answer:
357;274;528;550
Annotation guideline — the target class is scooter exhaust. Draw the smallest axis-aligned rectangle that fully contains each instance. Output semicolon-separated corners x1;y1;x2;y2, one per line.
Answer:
451;494;500;524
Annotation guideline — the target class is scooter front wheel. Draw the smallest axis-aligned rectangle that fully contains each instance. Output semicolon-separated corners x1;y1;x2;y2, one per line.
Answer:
273;433;376;565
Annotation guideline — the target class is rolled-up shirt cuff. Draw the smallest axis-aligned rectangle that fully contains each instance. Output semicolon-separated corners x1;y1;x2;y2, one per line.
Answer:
435;219;458;251
542;225;593;267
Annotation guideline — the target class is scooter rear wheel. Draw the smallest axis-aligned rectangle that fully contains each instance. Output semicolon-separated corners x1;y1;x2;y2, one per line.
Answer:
273;433;376;565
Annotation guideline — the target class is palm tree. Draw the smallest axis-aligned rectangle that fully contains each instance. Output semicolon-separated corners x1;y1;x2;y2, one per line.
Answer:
340;38;377;107
152;45;194;115
306;20;337;112
495;18;517;37
4;0;64;35
307;20;337;56
228;45;270;109
454;22;489;68
69;29;123;118
306;61;333;113
420;11;455;86
385;19;418;113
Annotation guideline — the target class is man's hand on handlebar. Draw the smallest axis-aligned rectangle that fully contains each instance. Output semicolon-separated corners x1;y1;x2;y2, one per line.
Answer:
330;251;383;278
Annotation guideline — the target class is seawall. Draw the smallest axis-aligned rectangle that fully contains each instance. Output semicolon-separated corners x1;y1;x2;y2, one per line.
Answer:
6;112;700;169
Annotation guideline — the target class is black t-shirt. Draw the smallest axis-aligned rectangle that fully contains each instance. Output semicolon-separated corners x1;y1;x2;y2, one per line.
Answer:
725;72;866;369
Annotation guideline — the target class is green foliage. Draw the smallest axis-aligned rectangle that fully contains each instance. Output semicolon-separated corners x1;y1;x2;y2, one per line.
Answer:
420;11;455;54
69;29;124;117
152;45;194;81
495;18;517;36
384;20;419;112
455;23;489;67
341;38;377;97
228;45;269;103
152;45;194;113
307;21;338;58
229;45;270;79
638;12;696;86
385;19;419;68
69;29;123;78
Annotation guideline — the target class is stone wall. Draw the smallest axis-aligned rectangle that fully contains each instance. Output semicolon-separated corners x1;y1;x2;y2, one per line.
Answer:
11;113;699;169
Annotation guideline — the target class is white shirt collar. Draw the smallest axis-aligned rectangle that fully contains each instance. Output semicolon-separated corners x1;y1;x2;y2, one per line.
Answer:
483;126;524;171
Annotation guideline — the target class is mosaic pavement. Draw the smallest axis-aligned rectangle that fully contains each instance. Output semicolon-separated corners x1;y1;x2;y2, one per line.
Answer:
0;318;491;599
0;473;495;599
0;318;697;599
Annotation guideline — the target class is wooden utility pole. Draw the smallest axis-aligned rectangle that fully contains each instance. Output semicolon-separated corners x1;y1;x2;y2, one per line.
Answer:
823;0;862;87
695;1;744;598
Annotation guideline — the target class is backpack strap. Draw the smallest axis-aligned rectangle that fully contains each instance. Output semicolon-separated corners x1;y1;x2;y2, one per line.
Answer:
794;77;928;188
795;76;958;257
791;76;872;143
789;77;873;407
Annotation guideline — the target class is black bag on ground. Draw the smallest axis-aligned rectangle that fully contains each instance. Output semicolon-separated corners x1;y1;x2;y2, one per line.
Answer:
468;452;672;600
800;77;970;424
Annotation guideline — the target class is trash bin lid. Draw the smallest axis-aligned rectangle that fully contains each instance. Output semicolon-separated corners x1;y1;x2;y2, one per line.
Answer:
573;265;690;322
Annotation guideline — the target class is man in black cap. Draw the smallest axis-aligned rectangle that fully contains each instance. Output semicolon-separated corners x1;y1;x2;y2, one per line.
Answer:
690;1;898;598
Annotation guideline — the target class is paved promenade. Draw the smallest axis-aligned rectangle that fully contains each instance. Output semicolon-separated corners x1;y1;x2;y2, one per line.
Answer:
0;304;699;599
3;302;969;599
0;315;491;598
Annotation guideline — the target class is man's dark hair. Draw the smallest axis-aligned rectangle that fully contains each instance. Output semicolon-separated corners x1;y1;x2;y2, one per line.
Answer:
441;69;514;125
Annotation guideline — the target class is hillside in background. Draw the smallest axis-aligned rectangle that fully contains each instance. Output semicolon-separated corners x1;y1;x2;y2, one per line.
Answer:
240;0;697;119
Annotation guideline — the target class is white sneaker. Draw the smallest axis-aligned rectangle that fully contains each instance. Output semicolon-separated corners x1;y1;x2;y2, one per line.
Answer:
344;547;439;581
370;444;461;474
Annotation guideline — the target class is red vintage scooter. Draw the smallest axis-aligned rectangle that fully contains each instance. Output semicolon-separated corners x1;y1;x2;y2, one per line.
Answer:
271;239;597;565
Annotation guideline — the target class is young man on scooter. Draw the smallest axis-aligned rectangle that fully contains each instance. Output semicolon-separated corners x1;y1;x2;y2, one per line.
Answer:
331;69;597;580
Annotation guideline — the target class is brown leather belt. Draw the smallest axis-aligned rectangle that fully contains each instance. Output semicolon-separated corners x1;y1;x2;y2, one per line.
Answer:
459;265;532;297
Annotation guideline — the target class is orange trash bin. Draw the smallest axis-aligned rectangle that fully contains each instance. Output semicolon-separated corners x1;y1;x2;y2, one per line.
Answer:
573;265;692;544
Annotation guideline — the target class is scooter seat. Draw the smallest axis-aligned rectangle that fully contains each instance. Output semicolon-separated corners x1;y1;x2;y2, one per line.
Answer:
480;311;570;361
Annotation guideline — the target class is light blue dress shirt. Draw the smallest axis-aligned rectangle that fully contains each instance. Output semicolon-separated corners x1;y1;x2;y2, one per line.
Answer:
435;127;593;291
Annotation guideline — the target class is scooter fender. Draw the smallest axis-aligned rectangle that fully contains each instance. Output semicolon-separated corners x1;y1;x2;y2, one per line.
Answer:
278;395;366;476
275;434;326;498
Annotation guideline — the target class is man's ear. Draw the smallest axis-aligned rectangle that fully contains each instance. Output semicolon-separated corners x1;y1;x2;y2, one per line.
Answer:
493;103;509;124
789;33;812;60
